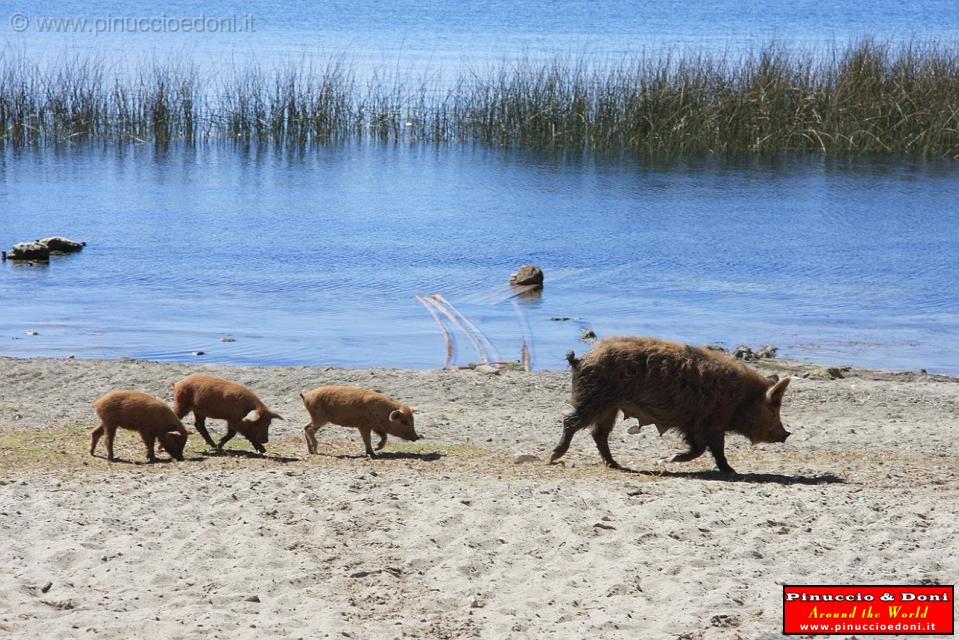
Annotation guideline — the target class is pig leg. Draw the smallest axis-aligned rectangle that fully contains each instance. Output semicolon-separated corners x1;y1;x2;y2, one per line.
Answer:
590;408;621;469
141;432;158;462
304;420;326;455
104;424;118;461
217;429;237;451
193;414;217;448
374;429;388;451
706;431;736;475
358;426;377;458
670;433;706;463
89;424;105;456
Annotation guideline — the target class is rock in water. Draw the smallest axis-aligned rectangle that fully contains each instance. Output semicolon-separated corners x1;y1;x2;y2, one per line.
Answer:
38;237;85;253
733;344;778;361
733;345;755;361
7;242;50;262
509;264;544;287
755;345;778;359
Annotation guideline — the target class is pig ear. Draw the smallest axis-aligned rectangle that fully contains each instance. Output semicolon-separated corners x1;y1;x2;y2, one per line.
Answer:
388;410;404;423
242;409;261;423
766;377;791;403
270;411;284;421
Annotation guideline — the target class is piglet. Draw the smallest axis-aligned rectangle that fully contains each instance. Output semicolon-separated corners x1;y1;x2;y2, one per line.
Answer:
300;386;420;458
91;390;189;462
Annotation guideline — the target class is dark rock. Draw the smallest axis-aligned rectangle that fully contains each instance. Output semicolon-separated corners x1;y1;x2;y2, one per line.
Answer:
509;264;544;287
732;345;755;361
734;344;778;361
811;366;845;380
38;236;85;253
7;242;50;262
244;595;260;603
580;328;597;344
755;345;778;359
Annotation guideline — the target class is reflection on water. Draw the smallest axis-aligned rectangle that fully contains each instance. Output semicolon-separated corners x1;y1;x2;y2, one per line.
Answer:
1;143;958;373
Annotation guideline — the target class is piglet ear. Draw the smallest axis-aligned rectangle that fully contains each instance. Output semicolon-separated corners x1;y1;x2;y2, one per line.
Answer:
388;410;404;423
766;377;791;403
242;409;261;423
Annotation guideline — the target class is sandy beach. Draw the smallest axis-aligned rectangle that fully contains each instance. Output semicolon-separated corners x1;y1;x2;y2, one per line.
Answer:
0;355;956;639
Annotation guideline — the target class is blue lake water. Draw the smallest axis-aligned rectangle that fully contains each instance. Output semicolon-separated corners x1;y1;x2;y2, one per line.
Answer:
1;1;958;373
2;144;958;373
5;0;959;75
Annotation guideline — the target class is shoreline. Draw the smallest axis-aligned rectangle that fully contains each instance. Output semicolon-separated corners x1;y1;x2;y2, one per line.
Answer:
1;354;957;638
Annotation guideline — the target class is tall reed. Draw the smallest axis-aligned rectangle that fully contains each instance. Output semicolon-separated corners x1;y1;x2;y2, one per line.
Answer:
1;40;958;156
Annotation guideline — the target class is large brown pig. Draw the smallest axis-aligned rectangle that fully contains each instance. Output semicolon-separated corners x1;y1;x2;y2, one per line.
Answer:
549;336;792;474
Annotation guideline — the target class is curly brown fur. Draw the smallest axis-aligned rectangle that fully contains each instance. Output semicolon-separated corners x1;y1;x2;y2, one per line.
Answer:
549;336;792;474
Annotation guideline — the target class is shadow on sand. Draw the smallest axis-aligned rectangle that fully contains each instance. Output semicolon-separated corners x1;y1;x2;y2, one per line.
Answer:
623;467;846;485
89;455;191;465
330;451;444;462
200;449;301;463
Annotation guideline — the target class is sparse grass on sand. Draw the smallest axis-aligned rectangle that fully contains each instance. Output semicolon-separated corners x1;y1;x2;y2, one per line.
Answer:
0;424;647;482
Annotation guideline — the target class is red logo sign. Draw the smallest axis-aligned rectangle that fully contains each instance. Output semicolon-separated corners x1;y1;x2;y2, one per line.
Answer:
783;585;954;635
